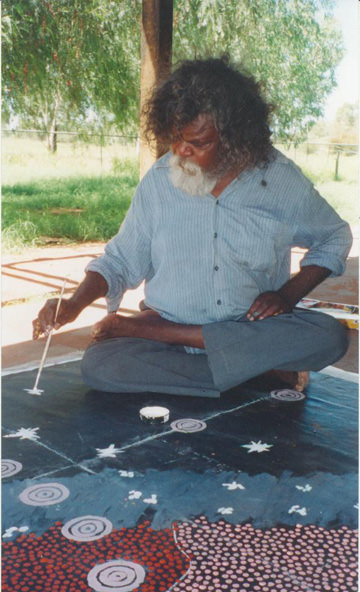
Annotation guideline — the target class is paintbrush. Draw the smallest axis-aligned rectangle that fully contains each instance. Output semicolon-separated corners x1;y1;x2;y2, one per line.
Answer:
24;279;66;396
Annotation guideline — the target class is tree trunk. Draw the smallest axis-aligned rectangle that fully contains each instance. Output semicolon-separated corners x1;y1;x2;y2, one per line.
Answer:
47;95;59;153
47;118;57;153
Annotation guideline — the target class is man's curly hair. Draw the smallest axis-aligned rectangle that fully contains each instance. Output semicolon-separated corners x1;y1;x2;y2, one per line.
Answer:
142;56;273;170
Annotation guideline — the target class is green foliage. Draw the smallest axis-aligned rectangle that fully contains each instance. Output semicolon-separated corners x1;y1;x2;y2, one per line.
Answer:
2;147;357;254
2;0;344;145
173;0;344;142
278;144;357;224
331;103;359;145
2;0;141;137
2;172;138;251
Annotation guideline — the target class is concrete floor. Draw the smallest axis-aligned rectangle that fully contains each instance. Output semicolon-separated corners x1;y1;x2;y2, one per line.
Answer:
1;241;358;374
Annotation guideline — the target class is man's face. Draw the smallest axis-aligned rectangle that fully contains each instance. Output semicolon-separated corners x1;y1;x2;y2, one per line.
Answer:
169;114;222;196
171;114;220;171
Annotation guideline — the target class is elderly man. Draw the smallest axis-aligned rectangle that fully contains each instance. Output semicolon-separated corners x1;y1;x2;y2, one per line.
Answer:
34;57;351;397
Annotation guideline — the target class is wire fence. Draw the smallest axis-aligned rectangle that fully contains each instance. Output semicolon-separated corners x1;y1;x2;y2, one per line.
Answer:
2;128;139;181
2;128;358;181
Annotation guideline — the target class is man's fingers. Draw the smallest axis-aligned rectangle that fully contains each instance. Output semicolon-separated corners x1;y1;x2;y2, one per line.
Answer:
247;294;286;321
33;298;64;340
247;299;270;320
32;319;42;340
257;305;283;320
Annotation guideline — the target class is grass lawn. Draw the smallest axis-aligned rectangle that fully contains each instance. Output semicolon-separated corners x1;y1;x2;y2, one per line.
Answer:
2;137;358;253
2;137;139;252
277;143;358;228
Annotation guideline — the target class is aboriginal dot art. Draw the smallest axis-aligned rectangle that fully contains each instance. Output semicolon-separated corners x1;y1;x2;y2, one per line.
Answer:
2;362;358;591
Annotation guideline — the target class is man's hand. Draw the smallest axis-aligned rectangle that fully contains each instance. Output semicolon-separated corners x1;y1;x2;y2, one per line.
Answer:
32;271;109;340
246;291;292;321
33;298;81;339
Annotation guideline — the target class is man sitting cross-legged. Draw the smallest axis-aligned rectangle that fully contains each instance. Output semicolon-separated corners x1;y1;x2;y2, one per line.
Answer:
34;57;351;398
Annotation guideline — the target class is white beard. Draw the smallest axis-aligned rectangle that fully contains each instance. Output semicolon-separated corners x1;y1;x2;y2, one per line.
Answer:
169;153;218;196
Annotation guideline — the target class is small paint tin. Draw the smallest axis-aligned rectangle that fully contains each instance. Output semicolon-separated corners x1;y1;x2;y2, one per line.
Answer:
139;406;170;424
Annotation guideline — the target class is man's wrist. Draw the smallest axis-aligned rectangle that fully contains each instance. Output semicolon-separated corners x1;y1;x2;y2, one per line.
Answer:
276;289;297;310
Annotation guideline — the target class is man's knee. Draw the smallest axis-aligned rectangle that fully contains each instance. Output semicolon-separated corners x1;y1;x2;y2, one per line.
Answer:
312;313;349;364
329;318;349;360
80;338;131;391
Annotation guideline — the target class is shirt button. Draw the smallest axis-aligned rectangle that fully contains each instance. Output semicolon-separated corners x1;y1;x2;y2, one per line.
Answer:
214;265;219;271
214;232;218;238
217;299;222;305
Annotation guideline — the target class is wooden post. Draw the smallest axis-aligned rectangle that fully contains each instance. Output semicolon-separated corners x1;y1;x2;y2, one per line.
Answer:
139;0;173;178
334;149;340;181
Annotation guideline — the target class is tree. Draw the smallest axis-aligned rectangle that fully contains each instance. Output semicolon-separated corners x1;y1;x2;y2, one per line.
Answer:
2;0;344;147
331;103;359;146
2;0;141;151
172;0;344;142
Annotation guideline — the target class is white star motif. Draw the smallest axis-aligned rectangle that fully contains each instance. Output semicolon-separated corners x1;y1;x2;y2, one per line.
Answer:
4;427;40;441
143;494;158;504
222;481;245;490
2;526;29;539
118;470;134;478
129;490;142;500
217;507;234;515
242;440;273;453
296;484;312;492
96;444;122;458
354;503;359;510
289;504;307;516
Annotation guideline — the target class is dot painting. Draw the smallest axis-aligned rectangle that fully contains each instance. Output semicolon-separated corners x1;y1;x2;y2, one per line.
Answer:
1;521;188;592
2;364;358;591
174;517;358;592
1;518;358;592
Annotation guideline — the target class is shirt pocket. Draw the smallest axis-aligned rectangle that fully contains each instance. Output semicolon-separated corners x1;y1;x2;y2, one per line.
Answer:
223;209;293;274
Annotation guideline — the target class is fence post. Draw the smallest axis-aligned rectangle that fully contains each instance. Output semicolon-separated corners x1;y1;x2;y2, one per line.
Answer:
334;150;340;181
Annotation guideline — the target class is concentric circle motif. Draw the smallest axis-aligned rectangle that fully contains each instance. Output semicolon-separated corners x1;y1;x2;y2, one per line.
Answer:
2;459;23;478
170;418;207;433
19;482;70;506
61;515;113;542
270;389;306;402
87;559;146;592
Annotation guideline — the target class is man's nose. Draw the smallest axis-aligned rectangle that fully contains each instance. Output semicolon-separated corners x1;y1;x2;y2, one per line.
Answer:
172;140;194;158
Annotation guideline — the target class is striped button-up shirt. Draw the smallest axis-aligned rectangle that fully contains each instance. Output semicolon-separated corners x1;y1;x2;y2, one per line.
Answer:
87;149;352;327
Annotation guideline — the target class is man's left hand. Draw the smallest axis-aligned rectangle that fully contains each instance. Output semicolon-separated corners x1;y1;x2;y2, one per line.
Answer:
246;291;292;321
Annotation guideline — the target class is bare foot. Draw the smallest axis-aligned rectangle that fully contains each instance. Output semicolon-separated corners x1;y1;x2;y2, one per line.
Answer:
294;371;310;392
263;370;310;392
91;310;161;342
91;310;205;348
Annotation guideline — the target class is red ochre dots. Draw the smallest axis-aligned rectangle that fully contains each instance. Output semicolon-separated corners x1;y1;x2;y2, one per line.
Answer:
2;517;358;591
2;521;189;592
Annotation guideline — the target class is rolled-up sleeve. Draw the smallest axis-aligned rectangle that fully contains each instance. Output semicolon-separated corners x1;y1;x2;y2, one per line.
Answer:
293;185;352;277
86;185;154;312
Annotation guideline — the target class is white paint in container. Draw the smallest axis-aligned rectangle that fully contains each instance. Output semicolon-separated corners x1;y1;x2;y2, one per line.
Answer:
139;406;170;424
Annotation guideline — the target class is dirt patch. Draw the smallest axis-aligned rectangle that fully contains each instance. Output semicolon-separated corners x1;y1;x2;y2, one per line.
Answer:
49;208;84;215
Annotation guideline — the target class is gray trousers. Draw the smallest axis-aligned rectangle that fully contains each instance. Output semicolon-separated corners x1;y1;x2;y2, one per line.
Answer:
81;309;349;397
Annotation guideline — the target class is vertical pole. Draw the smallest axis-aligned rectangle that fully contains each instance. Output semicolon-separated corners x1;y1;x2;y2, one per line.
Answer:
334;150;340;180
139;0;173;179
